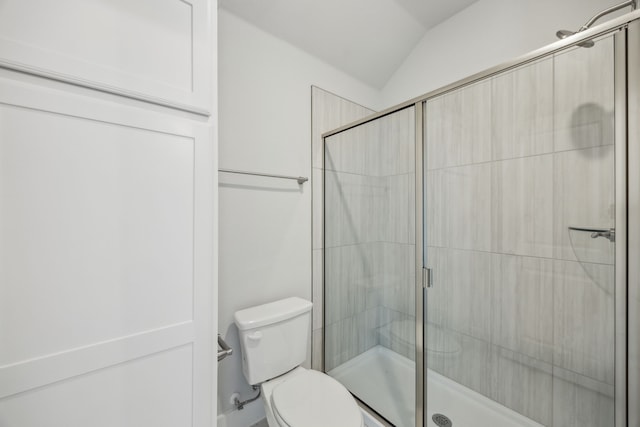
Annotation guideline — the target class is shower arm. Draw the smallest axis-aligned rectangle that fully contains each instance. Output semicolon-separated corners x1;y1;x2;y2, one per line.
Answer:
578;0;636;32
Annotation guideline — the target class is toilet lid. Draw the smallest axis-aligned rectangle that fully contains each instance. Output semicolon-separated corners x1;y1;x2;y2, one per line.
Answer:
271;370;362;427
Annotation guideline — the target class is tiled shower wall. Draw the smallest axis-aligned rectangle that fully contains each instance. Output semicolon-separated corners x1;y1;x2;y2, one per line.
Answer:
323;107;416;371
310;87;374;370
314;34;615;427
424;38;615;426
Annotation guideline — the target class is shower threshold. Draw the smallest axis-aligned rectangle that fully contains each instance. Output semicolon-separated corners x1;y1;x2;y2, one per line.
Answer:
328;346;543;427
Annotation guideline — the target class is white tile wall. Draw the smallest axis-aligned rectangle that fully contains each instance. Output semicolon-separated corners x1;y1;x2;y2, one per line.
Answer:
428;330;493;398
312;249;323;330
554;40;615;152
490;347;553;426
324;244;371;324
425;79;492;170
381;244;415;316
491;254;554;363
552;374;614;427
311;87;375;370
491;57;554;161
553;260;615;385
553;145;615;263
426;164;492;251
491;154;554;258
426;248;492;342
424;35;617;427
316;34;617;427
323;105;416;373
324;172;385;247
379;108;415;176
312;168;324;250
312;88;376;170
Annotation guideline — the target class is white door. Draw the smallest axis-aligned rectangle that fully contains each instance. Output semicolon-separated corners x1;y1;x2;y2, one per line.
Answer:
0;1;216;425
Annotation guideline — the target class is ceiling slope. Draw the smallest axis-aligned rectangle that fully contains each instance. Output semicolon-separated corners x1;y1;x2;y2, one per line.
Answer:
219;0;478;88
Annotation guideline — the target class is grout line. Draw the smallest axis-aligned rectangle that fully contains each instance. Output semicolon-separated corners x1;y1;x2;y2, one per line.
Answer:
424;142;615;173
425;245;615;266
323;169;416;178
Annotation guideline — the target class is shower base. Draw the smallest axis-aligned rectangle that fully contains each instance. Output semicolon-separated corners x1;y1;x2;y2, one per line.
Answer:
329;346;543;427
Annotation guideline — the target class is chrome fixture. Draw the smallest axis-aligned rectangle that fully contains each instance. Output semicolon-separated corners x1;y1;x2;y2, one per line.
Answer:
556;29;597;48
556;0;637;47
233;385;261;410
568;226;616;242
219;168;308;184
432;414;453;427
422;267;433;289
217;334;233;361
591;228;616;242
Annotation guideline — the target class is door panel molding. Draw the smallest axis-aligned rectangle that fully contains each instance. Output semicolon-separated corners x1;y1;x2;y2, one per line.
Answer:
0;0;211;114
0;76;213;426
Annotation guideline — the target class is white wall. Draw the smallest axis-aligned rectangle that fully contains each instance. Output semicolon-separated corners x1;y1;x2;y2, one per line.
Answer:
381;0;628;106
217;0;629;423
217;8;380;420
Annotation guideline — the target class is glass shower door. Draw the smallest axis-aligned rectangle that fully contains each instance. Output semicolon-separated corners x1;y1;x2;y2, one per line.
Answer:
324;106;417;427
423;34;619;427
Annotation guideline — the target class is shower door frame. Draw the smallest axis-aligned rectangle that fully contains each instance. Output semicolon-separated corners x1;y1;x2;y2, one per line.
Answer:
322;9;640;427
626;17;640;427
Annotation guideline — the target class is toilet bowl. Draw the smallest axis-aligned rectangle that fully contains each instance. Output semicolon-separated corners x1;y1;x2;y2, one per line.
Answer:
261;367;363;427
234;297;363;427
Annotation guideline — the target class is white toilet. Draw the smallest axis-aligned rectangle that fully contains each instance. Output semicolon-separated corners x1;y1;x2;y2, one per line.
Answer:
234;297;363;427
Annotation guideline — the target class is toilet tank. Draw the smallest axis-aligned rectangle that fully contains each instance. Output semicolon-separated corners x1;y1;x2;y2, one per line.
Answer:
234;297;313;385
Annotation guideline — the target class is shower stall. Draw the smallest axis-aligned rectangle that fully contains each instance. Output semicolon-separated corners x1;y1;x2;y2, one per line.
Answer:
322;10;640;427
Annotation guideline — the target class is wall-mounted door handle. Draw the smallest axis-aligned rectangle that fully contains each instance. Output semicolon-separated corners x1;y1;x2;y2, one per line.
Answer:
217;334;233;362
423;267;433;288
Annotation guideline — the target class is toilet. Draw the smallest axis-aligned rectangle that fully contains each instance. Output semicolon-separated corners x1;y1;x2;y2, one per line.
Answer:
234;297;363;427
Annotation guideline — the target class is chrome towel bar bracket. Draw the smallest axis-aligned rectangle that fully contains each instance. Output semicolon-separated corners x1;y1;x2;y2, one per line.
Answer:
217;334;233;362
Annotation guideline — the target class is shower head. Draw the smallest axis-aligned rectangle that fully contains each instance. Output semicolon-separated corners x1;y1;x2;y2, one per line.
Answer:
556;29;595;48
556;0;636;47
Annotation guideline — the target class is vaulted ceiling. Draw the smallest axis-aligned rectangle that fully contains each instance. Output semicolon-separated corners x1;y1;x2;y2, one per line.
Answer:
218;0;478;88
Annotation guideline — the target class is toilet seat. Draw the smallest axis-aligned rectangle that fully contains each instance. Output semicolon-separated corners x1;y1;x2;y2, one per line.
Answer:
270;370;362;427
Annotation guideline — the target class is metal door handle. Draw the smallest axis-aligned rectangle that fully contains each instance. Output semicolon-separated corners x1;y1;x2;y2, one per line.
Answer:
423;267;433;288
